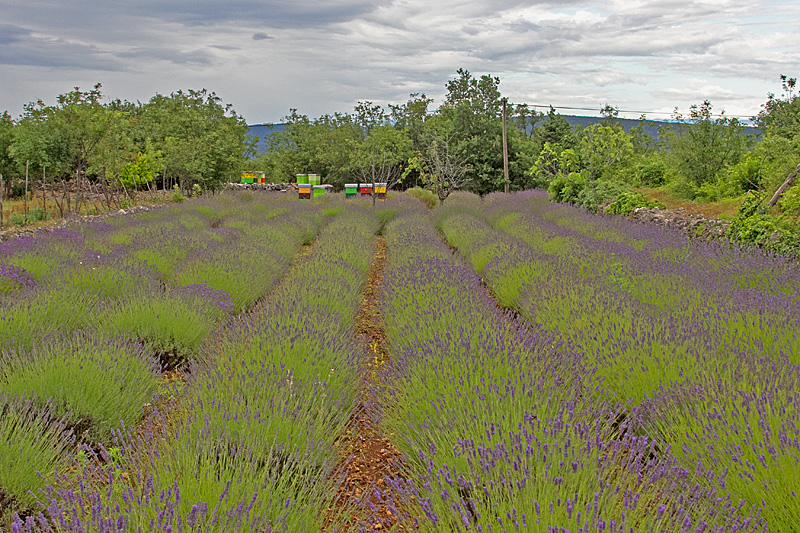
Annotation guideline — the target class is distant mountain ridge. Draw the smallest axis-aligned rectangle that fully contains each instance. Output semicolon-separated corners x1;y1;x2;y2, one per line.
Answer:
247;116;760;155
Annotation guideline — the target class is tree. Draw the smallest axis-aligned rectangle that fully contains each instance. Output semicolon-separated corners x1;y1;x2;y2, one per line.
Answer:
756;75;800;139
600;104;620;124
536;107;577;150
0;112;16;184
11;85;124;213
260;108;362;188
437;69;538;194
389;93;433;152
512;103;544;139
136;89;254;191
527;142;580;188
353;125;412;204
353;101;388;135
407;131;472;202
661;100;754;189
438;69;503;194
578;123;634;180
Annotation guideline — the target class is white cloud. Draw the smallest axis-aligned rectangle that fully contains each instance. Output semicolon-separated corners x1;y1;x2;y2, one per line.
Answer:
0;0;797;122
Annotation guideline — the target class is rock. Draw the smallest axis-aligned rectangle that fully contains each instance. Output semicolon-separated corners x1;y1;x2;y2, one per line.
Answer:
628;206;730;241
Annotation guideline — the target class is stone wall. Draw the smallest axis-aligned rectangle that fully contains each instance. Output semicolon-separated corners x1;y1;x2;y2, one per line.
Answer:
224;182;293;192
629;206;729;239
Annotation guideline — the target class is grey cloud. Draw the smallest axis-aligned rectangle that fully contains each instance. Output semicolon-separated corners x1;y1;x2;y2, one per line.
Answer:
2;0;386;29
252;32;271;40
0;25;123;70
0;23;31;45
117;47;214;66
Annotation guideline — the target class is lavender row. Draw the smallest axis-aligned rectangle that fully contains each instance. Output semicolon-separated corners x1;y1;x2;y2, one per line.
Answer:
487;192;800;360
10;206;381;532
437;192;798;530
0;194;331;527
376;208;761;531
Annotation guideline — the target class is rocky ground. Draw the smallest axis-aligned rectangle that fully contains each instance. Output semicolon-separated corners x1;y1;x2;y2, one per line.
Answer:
629;206;730;239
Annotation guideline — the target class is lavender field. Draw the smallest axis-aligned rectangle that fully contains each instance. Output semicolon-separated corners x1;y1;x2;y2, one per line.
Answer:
0;190;797;532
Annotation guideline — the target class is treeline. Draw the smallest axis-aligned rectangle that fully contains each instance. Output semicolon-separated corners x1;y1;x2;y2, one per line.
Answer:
262;70;800;254
0;84;253;205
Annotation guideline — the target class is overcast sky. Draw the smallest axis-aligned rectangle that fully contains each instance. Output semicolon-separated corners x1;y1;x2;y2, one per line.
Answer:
1;0;798;124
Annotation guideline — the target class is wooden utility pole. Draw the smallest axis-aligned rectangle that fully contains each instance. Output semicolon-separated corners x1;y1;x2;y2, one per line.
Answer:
502;98;510;194
42;166;47;221
24;160;29;225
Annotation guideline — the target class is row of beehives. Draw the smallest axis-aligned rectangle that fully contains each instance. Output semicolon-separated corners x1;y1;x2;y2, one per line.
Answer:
297;181;387;201
344;183;387;198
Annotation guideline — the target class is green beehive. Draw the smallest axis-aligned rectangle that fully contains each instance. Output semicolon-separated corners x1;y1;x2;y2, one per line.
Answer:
344;183;358;199
296;174;309;185
308;174;321;185
313;185;326;198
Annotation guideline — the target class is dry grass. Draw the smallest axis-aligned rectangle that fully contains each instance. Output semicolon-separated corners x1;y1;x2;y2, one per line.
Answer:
0;190;171;231
636;187;742;220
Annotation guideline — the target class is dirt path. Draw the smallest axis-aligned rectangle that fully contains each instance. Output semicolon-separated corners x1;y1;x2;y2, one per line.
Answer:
327;236;409;532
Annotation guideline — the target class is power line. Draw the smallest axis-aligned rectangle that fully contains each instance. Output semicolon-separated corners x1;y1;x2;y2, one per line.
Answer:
523;103;757;120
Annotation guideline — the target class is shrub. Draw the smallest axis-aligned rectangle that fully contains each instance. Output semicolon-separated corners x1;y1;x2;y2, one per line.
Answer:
405;187;438;208
0;397;73;522
171;184;186;203
106;291;225;367
9;208;49;225
779;183;800;216
1;334;161;445
727;192;800;257
668;176;699;200
547;171;588;204
0;286;99;350
548;173;632;213
605;191;666;216
575;179;630;212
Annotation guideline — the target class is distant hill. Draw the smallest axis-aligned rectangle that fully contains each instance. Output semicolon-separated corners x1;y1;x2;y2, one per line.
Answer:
559;115;760;139
247;116;759;155
248;123;287;153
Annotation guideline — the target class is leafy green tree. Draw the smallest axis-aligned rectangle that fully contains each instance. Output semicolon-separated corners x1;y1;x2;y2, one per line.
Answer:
119;152;159;190
527;142;580;188
353;125;412;188
260;108;362;188
0;112;17;185
11;84;124;211
52;84;118;184
136;89;253;191
756;75;800;139
353;101;389;134
389;93;434;152
437;69;536;194
352;125;412;205
600;104;621;127
405;129;472;202
437;69;504;194
536;107;577;150
660;100;754;191
578;123;634;180
88;108;138;192
312;112;363;186
512;103;545;140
